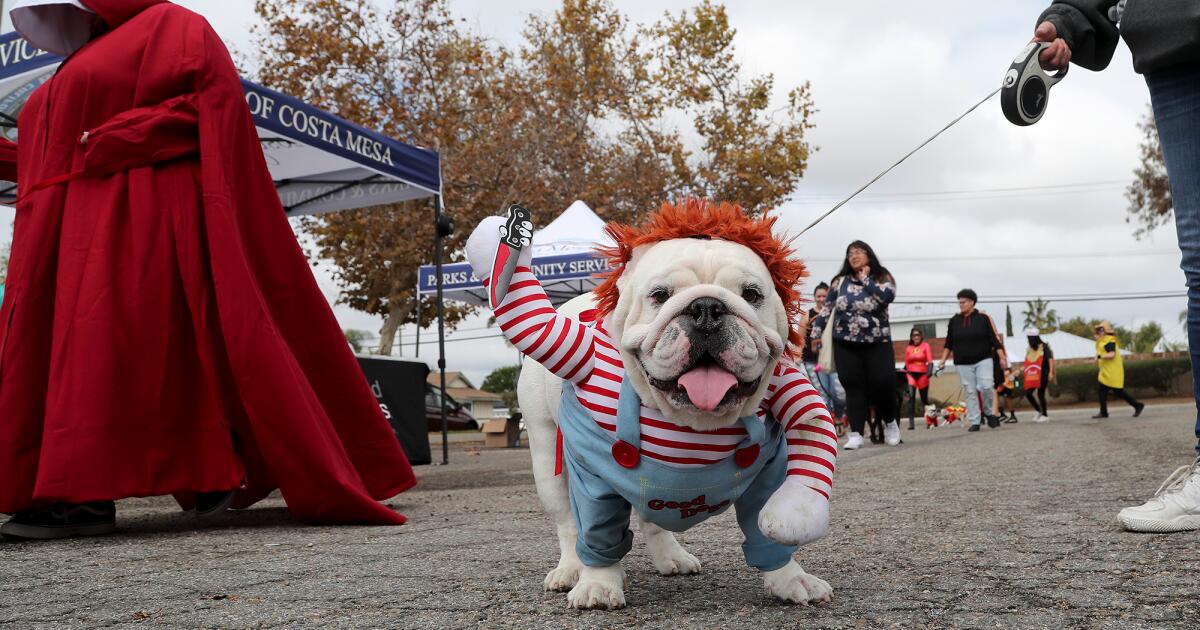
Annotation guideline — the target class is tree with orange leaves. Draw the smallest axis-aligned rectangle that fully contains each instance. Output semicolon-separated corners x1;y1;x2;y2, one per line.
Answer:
252;0;816;354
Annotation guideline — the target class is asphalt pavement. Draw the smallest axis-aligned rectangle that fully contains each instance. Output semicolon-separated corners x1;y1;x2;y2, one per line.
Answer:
2;403;1198;629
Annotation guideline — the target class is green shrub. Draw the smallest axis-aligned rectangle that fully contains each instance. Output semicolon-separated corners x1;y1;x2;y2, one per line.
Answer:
1048;357;1190;401
1049;364;1097;402
1124;357;1192;393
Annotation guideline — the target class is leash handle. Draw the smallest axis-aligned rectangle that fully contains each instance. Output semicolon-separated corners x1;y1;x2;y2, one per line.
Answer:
1001;42;1068;126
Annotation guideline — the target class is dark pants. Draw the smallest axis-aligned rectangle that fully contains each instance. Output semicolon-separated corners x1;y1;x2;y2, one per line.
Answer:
907;382;930;424
1098;385;1141;416
1147;64;1200;453
1025;385;1048;416
834;340;896;436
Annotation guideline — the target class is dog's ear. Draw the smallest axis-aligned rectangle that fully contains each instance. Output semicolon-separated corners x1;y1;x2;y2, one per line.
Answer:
611;245;652;324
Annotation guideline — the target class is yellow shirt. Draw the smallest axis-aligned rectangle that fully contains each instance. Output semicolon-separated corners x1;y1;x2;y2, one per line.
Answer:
1096;334;1124;389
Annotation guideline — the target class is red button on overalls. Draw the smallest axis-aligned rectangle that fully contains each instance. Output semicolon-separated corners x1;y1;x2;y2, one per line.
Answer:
735;444;760;468
611;440;640;468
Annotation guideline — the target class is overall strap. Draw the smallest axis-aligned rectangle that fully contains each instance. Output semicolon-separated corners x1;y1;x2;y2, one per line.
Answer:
740;411;767;444
616;378;645;446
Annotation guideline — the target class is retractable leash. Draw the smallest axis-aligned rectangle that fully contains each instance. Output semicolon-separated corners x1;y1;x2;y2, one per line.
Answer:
788;41;1066;242
1001;42;1067;126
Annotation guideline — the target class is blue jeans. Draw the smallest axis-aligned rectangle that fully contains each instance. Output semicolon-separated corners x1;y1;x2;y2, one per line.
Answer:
804;362;846;418
957;359;994;427
1147;64;1200;455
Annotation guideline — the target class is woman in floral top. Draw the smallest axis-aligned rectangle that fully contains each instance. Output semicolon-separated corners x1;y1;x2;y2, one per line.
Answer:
809;241;898;450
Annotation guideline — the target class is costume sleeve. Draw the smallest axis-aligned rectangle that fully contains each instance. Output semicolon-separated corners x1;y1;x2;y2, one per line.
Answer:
1038;0;1121;71
854;274;896;309
766;360;837;499
922;343;933;365
82;93;200;178
987;315;1004;352
0;138;17;182
944;318;956;351
490;268;597;383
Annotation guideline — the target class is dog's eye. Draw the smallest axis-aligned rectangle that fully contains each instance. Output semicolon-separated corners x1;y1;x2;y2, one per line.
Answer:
649;288;671;305
741;285;764;304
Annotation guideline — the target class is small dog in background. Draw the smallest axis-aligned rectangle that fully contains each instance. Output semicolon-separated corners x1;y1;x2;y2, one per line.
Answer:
924;404;940;428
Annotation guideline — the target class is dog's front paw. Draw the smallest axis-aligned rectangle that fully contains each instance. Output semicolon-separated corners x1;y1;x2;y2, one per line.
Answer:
544;558;583;592
758;479;830;546
650;541;701;576
567;565;626;610
763;560;833;605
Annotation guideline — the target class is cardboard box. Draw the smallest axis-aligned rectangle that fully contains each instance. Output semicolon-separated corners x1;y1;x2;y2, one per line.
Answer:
483;419;510;448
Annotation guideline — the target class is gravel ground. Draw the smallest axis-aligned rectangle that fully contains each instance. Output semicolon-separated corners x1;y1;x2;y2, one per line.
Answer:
2;403;1198;629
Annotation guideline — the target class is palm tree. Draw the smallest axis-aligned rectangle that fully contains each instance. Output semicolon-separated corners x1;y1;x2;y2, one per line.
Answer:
1022;298;1058;332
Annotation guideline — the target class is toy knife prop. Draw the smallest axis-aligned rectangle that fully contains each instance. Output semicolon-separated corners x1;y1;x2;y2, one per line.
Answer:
488;203;533;309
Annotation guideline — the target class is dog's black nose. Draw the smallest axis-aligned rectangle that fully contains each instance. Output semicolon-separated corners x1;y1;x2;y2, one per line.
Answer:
685;297;727;332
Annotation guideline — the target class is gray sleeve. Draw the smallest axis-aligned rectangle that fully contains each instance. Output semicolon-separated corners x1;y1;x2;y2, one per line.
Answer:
1037;0;1122;71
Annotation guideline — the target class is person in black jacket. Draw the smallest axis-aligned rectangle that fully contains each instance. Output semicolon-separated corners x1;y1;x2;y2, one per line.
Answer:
1030;0;1200;533
937;289;1007;432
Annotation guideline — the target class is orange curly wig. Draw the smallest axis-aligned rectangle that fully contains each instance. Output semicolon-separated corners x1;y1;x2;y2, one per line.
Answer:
593;199;809;351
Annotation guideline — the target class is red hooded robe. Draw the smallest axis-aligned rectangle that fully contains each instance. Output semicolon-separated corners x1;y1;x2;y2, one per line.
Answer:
0;0;414;524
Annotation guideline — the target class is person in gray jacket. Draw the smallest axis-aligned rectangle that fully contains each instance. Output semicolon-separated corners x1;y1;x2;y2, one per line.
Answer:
1030;0;1200;533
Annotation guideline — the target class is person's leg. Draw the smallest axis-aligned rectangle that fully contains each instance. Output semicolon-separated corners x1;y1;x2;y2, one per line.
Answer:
1038;385;1049;417
833;342;868;437
1101;66;1200;531
826;371;847;418
1098;385;1110;417
1025;389;1042;415
918;386;930;407
959;361;982;427
804;361;835;413
1148;64;1200;454
865;343;896;423
975;359;996;424
1111;387;1144;413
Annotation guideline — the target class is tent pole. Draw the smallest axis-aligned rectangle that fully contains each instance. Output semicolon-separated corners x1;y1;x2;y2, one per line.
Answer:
434;197;449;465
415;271;422;358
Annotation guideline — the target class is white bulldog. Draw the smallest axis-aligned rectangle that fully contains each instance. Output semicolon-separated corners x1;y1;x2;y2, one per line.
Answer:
467;203;833;609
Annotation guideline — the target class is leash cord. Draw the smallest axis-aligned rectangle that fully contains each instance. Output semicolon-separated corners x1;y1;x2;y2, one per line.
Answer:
788;87;1001;243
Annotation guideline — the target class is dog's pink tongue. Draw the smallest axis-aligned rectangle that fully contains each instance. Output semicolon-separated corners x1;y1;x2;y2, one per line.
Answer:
677;365;738;411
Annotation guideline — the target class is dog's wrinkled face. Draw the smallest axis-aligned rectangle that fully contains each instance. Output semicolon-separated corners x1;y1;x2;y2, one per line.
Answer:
608;238;790;430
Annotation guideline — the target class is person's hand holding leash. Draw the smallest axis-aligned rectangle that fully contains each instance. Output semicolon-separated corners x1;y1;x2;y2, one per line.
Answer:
1034;21;1071;70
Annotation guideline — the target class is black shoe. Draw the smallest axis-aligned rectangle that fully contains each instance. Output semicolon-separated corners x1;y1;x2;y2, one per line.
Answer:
986;414;1002;429
967;424;981;432
0;502;115;540
1092;413;1109;419
1004;414;1018;424
195;490;237;519
1133;403;1145;418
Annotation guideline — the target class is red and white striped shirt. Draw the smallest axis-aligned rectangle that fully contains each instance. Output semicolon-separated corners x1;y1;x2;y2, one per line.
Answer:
493;268;837;499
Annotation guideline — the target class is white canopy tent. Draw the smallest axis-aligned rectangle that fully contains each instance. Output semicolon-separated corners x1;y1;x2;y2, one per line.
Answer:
416;200;613;308
1003;330;1128;363
0;31;442;212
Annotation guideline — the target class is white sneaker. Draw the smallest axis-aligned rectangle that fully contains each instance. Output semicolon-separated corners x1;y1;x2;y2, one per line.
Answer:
1033;414;1048;423
883;421;901;446
843;432;864;450
1117;457;1200;533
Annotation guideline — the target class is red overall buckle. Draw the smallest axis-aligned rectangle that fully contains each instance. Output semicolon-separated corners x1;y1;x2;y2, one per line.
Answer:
611;440;640;469
554;428;564;476
735;444;760;468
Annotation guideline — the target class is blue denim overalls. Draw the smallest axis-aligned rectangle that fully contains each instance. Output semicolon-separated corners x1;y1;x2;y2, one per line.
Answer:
559;378;797;572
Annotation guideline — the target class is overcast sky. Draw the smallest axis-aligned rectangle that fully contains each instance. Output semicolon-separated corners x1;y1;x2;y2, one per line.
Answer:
0;1;1183;386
